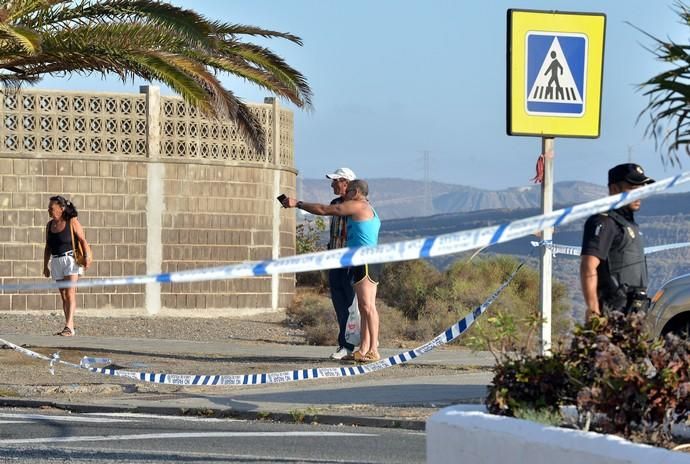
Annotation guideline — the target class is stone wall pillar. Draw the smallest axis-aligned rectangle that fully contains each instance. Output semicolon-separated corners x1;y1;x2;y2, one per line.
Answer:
266;97;282;312
141;85;163;315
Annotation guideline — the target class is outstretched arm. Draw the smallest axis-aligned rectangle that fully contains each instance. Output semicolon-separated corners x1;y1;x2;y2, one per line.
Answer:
283;197;360;216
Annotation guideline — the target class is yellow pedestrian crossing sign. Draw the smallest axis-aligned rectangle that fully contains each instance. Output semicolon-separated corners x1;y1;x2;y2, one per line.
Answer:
507;9;606;138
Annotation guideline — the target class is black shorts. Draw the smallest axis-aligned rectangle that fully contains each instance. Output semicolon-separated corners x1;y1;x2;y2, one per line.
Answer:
349;263;381;285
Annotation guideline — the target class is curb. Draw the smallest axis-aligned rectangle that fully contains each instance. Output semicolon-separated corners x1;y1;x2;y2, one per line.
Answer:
0;398;427;431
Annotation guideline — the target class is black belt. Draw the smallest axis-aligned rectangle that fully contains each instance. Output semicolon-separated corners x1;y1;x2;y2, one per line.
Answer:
51;250;74;258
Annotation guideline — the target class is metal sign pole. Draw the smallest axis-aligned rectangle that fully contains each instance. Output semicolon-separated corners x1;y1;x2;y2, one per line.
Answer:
507;10;605;355
539;137;554;355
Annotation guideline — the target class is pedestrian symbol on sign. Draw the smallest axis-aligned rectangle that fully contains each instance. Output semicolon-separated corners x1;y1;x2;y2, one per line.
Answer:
544;51;565;99
526;33;587;116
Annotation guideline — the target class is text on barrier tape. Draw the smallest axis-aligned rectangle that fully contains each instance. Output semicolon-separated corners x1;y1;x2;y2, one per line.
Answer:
531;241;690;257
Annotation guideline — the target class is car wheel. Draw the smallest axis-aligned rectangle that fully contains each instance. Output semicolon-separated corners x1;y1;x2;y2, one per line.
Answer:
663;316;690;339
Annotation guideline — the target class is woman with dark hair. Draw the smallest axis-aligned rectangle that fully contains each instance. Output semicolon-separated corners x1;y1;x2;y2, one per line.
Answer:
43;195;92;336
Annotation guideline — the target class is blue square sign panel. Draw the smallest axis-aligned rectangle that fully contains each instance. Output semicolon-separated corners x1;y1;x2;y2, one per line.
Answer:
526;33;587;116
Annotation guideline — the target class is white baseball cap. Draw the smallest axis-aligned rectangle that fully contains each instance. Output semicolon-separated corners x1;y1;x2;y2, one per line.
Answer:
325;167;356;181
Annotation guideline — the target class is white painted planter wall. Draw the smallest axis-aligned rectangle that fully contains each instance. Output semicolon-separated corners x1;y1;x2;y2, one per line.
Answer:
427;407;690;464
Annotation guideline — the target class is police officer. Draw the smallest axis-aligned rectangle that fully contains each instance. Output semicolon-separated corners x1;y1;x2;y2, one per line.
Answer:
580;163;655;321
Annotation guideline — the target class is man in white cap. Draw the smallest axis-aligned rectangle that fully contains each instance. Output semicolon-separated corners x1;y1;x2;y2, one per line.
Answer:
324;167;357;359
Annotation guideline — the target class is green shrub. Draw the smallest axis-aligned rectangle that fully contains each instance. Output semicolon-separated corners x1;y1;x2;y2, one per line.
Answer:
486;311;690;447
462;256;571;354
378;260;441;320
375;255;572;350
487;352;576;415
295;217;329;289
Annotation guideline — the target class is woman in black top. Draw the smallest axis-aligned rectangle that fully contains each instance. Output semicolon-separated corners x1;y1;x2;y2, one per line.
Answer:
43;196;92;336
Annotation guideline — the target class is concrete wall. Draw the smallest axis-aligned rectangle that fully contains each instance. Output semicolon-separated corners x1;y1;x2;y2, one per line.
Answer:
427;408;690;464
0;88;296;316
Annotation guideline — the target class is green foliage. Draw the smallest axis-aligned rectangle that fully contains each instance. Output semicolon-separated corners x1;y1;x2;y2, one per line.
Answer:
513;407;564;427
295;217;326;254
0;0;312;150
289;409;306;423
487;352;576;415
378;255;571;351
377;260;441;320
295;217;327;288
465;257;571;355
636;1;690;165
487;311;690;447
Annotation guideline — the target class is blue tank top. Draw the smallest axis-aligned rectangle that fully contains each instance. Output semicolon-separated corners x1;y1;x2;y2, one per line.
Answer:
346;206;380;247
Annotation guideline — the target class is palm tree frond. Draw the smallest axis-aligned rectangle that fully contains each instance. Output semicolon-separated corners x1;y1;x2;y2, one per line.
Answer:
52;0;216;45
215;23;304;45
0;23;41;53
4;0;66;23
636;4;690;164
0;0;311;151
227;42;312;108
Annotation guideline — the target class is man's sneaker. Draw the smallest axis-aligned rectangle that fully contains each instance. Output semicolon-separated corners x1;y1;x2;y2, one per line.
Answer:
330;347;352;360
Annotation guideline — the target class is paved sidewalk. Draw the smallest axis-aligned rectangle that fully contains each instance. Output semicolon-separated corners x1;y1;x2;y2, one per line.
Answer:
0;335;495;429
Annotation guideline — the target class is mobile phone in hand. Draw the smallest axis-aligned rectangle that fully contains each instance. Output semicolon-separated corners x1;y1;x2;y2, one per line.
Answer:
277;194;287;206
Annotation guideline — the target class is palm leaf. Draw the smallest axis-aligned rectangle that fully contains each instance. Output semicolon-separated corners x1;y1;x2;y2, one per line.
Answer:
0;24;41;53
636;2;690;165
0;0;311;151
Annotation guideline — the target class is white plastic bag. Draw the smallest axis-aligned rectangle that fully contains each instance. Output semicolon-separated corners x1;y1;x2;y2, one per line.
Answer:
344;294;361;347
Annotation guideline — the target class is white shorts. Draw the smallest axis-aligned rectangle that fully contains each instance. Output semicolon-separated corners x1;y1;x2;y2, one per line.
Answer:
50;255;83;280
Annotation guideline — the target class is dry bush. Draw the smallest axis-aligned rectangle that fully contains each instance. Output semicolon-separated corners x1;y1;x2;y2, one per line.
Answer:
287;290;414;348
377;299;416;347
286;292;337;345
290;255;572;354
377;260;441;320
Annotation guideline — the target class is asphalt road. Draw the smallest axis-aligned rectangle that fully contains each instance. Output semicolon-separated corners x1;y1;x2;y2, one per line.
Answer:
0;407;426;463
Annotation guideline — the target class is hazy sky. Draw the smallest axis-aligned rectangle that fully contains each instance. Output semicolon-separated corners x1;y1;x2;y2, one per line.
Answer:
39;1;690;190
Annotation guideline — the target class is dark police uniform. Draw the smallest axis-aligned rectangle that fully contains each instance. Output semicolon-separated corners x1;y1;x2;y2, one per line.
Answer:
581;208;649;314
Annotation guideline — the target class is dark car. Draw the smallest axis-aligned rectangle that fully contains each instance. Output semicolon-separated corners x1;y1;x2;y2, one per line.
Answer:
645;273;690;338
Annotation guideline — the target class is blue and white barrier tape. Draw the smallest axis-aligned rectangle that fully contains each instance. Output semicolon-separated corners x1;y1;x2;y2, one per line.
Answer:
531;241;690;257
0;262;523;386
2;170;689;293
80;356;113;369
645;242;690;254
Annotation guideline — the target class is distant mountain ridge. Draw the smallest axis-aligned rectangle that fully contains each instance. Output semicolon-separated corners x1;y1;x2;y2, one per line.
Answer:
300;177;607;219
